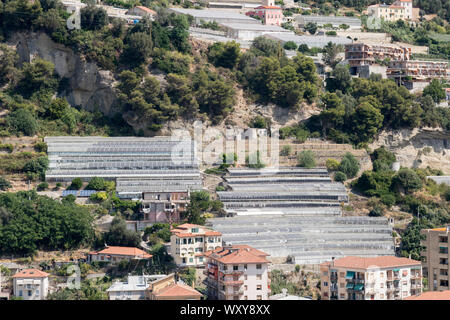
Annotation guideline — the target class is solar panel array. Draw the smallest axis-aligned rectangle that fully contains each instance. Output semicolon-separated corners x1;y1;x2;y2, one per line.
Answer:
62;190;98;197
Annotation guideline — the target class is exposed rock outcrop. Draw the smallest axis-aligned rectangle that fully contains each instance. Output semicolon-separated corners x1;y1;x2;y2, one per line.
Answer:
8;32;118;115
370;128;450;174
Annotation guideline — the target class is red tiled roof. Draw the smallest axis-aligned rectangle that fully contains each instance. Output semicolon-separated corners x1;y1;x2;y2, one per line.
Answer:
154;283;202;298
256;5;282;9
12;269;49;278
135;6;157;15
204;245;270;264
320;256;421;269
404;290;450;300
91;246;152;259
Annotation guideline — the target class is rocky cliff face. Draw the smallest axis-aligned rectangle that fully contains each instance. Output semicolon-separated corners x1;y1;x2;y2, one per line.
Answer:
8;32;118;115
370;128;450;174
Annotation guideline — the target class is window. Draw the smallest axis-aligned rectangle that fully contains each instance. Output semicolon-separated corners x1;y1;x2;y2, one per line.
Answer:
244;296;248;300
36;290;39;296
440;280;449;287
256;274;262;280
323;282;328;287
28;291;32;297
233;265;238;271
323;271;328;276
439;236;448;243
257;285;262;290
439;247;448;254
195;248;203;252
257;295;262;300
340;293;345;299
256;264;262;270
183;239;187;245
195;237;203;243
198;257;203;262
182;258;186;264
244;285;247;291
189;258;193;263
191;228;199;233
19;290;22;297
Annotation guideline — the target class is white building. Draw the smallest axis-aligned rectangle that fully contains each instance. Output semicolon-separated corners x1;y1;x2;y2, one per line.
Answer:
204;245;271;300
368;0;414;22
219;22;293;41
12;269;50;300
170;223;222;267
107;275;167;300
320;256;423;300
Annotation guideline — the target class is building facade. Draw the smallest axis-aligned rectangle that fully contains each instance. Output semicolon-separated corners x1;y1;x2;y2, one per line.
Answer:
320;256;423;300
246;0;283;26
88;246;152;264
107;275;166;300
368;0;413;22
12;269;50;300
170;224;222;267
203;245;271;300
421;226;450;291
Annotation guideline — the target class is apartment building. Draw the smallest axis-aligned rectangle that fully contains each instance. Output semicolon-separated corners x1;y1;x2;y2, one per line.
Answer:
246;0;283;26
170;224;222;267
320;256;423;300
88;246;152;264
368;0;414;22
12;269;50;300
203;245;271;300
421;226;450;291
345;43;411;78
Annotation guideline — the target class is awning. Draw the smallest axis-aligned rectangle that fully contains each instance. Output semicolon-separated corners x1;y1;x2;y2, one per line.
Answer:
354;284;364;291
346;283;354;289
346;271;355;279
393;269;400;272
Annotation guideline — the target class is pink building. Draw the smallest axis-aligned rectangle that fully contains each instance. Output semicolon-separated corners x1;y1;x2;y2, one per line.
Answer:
246;0;283;26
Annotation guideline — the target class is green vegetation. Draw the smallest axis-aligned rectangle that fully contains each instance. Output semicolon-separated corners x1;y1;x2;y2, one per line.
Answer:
143;223;171;245
297;150;316;168
0;177;12;190
0;190;94;255
183;191;224;225
103;215;141;247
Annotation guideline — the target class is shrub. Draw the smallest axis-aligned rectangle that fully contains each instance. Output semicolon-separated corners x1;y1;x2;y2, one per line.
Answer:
326;158;340;171
392;168;423;194
297;150;316;168
369;206;384;217
280;145;292;156
90;191;108;202
37;182;48;191
380;193;396;207
0;143;14;152
334;171;347;182
86;177;111;191
0;177;12;190
283;41;298;50
34;142;48;153
7;108;38;136
338;153;360;178
69;178;83;190
216;186;226;191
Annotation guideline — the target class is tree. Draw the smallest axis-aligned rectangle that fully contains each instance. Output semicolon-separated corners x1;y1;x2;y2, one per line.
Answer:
297;150;316;168
15;58;57;98
46;98;69;119
208;41;241;69
80;5;108;31
305;22;318;35
326;64;351;93
392;168;423;194
122;32;153;66
422;79;446;103
351;102;384;143
23;156;48;180
339;152;360;178
322;42;343;67
280;145;292;156
7;108;38;136
0;44;18;86
104;216;141;247
334;171;347;182
326;158;340;171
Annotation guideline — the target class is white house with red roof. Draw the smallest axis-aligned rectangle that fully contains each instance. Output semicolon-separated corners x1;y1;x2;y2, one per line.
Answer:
203;245;271;300
246;0;283;26
170;224;222;267
320;256;423;300
88;246;152;264
368;0;415;22
12;269;50;300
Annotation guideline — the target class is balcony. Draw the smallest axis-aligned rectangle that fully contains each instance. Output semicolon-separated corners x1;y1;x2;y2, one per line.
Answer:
219;278;244;285
220;269;244;275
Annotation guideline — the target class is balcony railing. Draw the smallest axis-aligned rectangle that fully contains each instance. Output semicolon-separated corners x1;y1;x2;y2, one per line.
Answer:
220;269;245;275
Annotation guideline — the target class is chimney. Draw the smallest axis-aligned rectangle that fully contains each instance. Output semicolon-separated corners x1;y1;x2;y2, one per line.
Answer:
331;257;335;267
